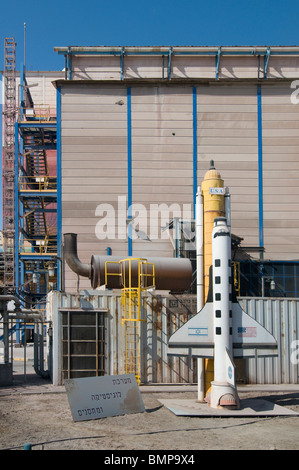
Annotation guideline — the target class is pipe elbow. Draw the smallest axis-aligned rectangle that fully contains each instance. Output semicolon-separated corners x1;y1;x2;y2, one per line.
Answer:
63;233;91;278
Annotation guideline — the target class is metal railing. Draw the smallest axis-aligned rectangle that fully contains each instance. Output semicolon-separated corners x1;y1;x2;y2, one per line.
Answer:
19;175;57;192
0;314;51;383
19;236;57;255
20;105;56;122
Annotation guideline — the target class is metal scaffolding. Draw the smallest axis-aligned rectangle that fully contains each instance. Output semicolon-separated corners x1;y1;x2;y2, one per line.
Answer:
1;38;58;345
3;38;17;291
15;81;58;309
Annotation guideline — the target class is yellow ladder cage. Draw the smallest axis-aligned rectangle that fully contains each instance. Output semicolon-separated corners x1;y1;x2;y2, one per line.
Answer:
105;258;155;385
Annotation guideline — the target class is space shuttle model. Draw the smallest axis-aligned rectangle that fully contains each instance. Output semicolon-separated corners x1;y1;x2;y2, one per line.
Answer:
168;163;277;409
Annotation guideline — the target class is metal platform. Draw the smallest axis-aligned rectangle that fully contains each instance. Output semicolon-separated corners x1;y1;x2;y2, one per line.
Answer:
159;398;299;417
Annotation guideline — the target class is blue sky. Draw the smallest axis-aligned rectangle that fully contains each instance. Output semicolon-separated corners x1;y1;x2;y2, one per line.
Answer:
1;0;299;228
1;0;299;71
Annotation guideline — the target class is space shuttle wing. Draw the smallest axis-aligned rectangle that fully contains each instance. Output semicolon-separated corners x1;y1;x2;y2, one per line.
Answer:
167;302;214;358
232;302;278;358
167;300;278;359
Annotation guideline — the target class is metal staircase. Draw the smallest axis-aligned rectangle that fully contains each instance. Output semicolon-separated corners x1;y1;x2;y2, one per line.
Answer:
14;64;58;309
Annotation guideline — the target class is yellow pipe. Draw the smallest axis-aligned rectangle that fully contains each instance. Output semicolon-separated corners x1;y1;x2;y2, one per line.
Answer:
201;161;225;398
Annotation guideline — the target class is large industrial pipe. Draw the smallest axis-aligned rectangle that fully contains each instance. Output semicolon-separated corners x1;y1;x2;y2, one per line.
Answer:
64;233;91;278
64;233;192;292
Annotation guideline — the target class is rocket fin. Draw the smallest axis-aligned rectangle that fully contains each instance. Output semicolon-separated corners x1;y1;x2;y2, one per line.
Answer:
167;302;214;358
232;301;278;357
167;299;278;359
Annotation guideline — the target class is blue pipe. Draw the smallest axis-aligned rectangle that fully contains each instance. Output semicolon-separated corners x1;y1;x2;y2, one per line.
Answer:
257;84;264;257
193;87;198;219
127;87;132;256
56;86;62;287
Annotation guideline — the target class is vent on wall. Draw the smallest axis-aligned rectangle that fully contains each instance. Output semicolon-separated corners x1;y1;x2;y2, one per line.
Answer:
61;310;107;380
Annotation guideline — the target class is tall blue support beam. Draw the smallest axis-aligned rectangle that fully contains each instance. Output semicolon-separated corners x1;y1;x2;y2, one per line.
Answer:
216;47;221;79
127;87;132;256
67;47;72;80
120;47;125;80
168;47;173;79
14;122;19;291
56;86;62;287
193;86;198;219
257;84;264;258
264;47;271;79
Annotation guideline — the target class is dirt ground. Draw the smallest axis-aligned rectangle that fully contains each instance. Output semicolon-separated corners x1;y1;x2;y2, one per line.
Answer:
0;373;299;452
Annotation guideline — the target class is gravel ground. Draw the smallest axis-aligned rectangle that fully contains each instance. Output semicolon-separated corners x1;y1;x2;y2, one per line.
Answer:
0;374;299;452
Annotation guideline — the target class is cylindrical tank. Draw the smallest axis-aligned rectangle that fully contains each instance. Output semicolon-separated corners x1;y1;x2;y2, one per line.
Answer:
91;255;192;291
64;233;192;292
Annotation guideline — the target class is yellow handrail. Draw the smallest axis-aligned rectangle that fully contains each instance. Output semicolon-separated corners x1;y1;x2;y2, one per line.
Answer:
21;105;55;122
19;238;57;255
19;175;57;192
104;258;156;384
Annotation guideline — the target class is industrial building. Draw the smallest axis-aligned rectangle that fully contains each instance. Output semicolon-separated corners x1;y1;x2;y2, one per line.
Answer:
53;46;299;297
1;43;299;386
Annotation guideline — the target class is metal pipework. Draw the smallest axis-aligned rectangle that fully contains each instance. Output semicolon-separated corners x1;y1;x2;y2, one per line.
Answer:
64;233;192;292
64;233;91;278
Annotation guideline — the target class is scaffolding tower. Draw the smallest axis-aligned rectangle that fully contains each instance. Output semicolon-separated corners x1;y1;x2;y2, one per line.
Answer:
15;68;58;310
2;38;17;291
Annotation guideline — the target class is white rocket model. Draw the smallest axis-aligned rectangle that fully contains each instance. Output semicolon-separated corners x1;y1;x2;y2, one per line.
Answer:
168;216;277;409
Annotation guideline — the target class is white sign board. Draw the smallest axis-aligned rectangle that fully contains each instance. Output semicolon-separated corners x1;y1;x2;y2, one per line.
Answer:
65;374;145;422
209;187;225;195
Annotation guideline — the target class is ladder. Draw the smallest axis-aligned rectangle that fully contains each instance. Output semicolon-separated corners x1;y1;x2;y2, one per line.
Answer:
3;38;16;290
105;258;155;384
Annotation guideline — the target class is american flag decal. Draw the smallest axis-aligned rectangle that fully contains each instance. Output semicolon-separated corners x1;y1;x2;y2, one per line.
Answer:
238;327;257;337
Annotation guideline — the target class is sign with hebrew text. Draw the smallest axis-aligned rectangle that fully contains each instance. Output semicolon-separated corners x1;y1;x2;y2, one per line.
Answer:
65;374;145;422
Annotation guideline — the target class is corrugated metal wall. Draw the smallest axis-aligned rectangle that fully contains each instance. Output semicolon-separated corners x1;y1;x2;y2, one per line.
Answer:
48;292;299;385
70;53;299;81
16;71;64;109
131;86;193;258
262;84;299;259
60;80;299;294
197;85;259;247
239;298;299;384
61;85;128;292
48;291;197;386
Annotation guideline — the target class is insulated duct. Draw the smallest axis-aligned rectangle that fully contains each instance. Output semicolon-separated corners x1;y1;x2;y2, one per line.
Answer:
64;233;192;292
64;233;91;278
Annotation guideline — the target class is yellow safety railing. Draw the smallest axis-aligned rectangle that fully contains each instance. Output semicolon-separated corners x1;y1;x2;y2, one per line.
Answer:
19;175;57;192
21;105;55;122
232;261;241;296
19;236;57;255
105;258;155;384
